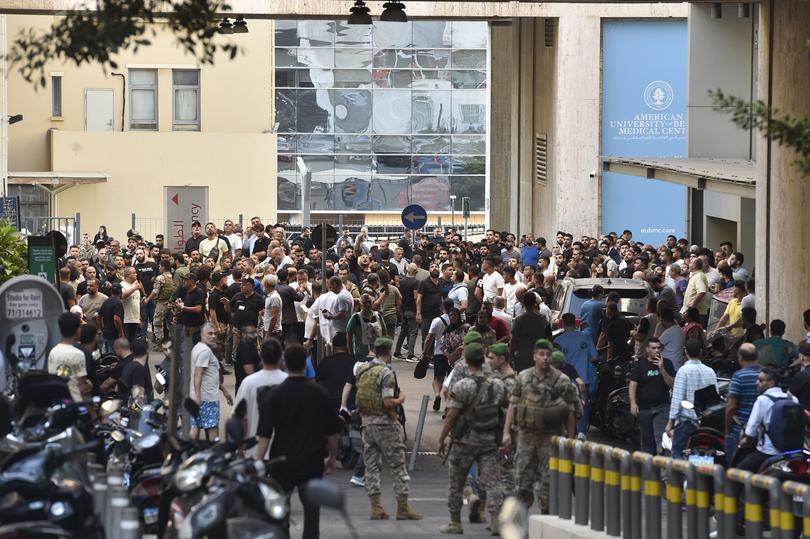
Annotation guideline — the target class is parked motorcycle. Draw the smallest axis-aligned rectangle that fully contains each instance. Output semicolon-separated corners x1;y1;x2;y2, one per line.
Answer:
590;356;637;444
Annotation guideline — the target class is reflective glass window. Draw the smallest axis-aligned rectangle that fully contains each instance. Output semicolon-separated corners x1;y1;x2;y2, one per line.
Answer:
333;69;372;88
333;177;374;210
451;22;488;49
452;70;487;89
451;135;486;155
335;48;373;69
275;89;297;133
373;49;415;69
410;176;452;211
336;134;372;154
275;48;297;68
297;135;335;154
451;90;486;134
372;70;412;89
333;89;372;134
449;176;486;211
412;50;451;70
370;176;411;210
372;91;412;134
451;50;487;69
412;21;451;48
275;21;299;47
412;90;451;134
413;135;451;155
296;89;332;133
336;154;373;174
372;21;413;48
376;154;412;175
277;174;300;211
298;21;335;46
373;135;411;154
335;22;372;47
298;48;334;68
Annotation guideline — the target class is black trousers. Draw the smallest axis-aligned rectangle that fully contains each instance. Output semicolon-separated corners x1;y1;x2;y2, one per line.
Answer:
276;473;321;539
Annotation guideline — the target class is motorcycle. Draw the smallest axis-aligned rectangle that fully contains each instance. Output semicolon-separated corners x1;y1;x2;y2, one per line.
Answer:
590;356;637;444
337;408;362;470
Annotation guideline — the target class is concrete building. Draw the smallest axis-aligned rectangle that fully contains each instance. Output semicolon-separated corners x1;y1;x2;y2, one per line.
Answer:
4;15;276;240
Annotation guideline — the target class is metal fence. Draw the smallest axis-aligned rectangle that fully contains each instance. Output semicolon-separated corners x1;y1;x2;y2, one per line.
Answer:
19;215;79;246
549;435;810;539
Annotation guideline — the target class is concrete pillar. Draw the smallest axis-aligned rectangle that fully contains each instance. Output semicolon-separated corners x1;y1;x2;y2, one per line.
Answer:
755;0;810;342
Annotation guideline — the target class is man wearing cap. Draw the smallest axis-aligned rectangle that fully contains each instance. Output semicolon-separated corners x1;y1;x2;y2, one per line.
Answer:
355;337;422;521
503;339;578;514
788;341;810;411
171;271;207;344
184;220;204;256
224;276;266;353
438;343;507;535
488;342;516;498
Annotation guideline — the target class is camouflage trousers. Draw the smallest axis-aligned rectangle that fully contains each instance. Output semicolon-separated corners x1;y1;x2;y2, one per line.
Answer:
362;423;410;498
500;432;516;498
153;301;171;343
447;441;503;516
515;430;552;512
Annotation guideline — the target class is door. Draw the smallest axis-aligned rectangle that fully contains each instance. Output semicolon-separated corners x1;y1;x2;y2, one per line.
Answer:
85;89;114;131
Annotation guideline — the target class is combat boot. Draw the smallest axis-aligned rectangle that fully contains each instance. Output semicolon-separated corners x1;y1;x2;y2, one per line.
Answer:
469;495;483;523
369;495;389;520
439;511;464;534
396;496;423;520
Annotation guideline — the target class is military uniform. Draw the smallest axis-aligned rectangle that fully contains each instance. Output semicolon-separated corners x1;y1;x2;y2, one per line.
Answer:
356;355;421;520
496;370;517;498
511;366;578;512
445;372;508;529
152;271;176;343
449;358;493;388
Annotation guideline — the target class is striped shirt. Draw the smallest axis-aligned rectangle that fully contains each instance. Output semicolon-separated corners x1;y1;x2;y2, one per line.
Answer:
728;365;761;430
668;359;718;422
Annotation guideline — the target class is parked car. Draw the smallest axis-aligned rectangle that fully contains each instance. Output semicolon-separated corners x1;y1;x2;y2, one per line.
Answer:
550;278;654;329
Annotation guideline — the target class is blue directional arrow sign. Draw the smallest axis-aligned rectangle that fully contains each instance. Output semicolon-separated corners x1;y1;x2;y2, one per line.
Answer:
401;204;428;230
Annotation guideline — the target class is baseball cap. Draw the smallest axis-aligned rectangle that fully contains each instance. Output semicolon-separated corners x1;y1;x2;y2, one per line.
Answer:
212;271;226;282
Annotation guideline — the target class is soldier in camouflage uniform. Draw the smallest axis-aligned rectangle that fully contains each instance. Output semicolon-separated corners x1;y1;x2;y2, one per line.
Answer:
503;339;578;513
488;342;517;498
438;343;508;535
448;331;493;390
148;259;176;345
355;337;422;521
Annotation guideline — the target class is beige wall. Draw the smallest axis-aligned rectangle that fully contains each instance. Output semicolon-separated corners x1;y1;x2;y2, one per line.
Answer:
50;130;276;239
7;15;273;172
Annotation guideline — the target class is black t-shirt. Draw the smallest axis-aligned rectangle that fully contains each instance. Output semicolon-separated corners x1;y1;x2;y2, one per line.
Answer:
234;340;261;391
251;236;271;258
59;282;76;309
99;296;124;339
398;276;418;311
172;286;206;327
111;354;133;384
315;351;358;410
225;282;241;300
604;317;633;359
629;357;676;407
208;288;230;325
134;261;159;295
184;235;203;255
119;359;153;401
560;363;580;383
230;292;265;328
789;368;810;411
80;346;99;395
256;377;341;478
417;278;444;320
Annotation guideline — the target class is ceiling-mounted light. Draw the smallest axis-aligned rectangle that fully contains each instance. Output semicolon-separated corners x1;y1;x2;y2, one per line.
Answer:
232;15;248;33
219;18;233;34
710;3;722;19
380;1;407;23
348;0;372;25
738;2;750;18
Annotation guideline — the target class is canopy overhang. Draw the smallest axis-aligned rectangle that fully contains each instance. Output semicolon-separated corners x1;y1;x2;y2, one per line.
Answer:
602;156;755;199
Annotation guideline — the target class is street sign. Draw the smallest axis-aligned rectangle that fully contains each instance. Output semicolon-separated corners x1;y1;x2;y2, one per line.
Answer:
401;204;428;230
27;236;56;284
311;224;337;250
0;196;21;230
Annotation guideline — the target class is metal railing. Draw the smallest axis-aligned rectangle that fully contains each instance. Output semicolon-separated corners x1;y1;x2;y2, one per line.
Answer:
549;436;810;539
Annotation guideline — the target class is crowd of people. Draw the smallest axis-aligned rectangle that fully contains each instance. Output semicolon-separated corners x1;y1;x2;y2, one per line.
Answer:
47;218;810;537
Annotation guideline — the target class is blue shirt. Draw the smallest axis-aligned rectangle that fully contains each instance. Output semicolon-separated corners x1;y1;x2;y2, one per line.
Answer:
579;299;604;342
555;330;598;392
728;364;761;431
522;245;540;268
305;357;316;379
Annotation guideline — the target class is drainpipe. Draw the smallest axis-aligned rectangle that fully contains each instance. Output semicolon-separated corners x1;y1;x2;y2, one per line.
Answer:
111;72;125;131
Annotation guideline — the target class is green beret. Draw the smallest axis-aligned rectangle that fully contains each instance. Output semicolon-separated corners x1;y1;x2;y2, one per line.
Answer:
463;331;482;345
464;343;485;362
551;351;566;364
374;337;393;348
534;339;553;351
489;343;509;356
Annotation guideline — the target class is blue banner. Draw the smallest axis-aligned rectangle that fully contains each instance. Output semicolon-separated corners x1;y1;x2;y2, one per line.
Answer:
601;20;688;246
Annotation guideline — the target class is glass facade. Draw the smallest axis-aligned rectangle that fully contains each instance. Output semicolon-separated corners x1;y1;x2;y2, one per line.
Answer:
274;20;488;214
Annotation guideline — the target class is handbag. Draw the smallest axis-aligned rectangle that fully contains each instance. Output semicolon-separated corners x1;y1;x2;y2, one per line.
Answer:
414;358;429;379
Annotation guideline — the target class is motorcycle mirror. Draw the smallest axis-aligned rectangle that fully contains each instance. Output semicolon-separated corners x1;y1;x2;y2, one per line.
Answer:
225;417;244;447
233;399;247;419
100;399;121;417
155;372;166;386
184;398;200;419
680;400;695;411
304;479;345;510
111;430;126;443
498;496;528;539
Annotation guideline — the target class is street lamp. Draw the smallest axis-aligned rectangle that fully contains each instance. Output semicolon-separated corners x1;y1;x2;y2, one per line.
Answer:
449;195;457;228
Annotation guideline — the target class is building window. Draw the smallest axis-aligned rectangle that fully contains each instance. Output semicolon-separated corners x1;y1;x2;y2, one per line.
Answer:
129;69;158;130
51;75;62;118
273;20;489;214
173;69;200;131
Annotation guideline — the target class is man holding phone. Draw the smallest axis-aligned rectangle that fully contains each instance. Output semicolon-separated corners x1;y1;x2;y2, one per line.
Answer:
629;338;675;455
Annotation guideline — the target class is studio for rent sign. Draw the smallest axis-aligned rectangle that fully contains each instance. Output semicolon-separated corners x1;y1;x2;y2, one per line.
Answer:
601;20;688;246
165;187;209;253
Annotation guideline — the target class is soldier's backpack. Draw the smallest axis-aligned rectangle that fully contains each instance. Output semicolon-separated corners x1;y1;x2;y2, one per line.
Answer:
764;395;805;452
156;274;177;301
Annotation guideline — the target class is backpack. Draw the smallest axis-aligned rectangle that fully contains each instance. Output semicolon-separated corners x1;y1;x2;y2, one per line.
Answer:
765;395;806;452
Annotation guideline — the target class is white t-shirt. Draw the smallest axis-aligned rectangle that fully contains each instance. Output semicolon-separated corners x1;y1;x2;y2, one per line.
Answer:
481;271;505;302
659;324;686;370
189;342;220;402
47;343;87;402
305;295;322;340
318;291;336;344
264;291;283;334
428;314;450;355
234;368;288;455
291;282;312;322
448;283;469;309
120;280;140;324
503;282;518;315
224;233;242;253
391;258;408;276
